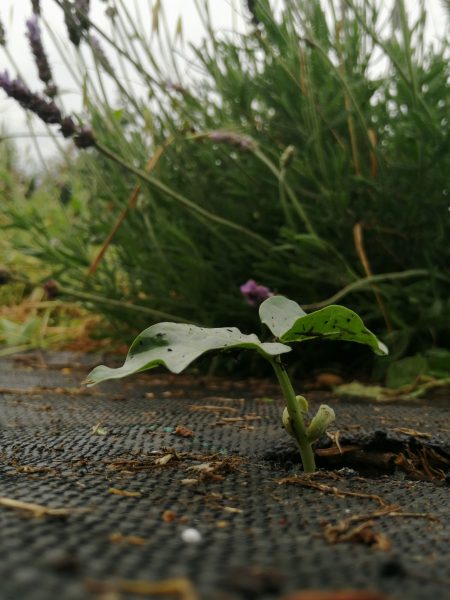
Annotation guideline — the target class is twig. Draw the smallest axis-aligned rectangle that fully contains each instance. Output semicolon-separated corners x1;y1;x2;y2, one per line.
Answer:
0;497;86;518
323;505;438;549
300;269;430;310
353;222;392;332
277;476;388;506
324;519;391;550
189;404;239;414
85;577;200;599
329;505;439;526
86;137;174;277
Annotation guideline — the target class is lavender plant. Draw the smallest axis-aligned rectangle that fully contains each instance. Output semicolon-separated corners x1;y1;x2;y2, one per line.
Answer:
1;0;447;374
61;0;91;46
31;1;41;16
0;70;94;147
26;14;57;97
86;295;388;473
0;16;5;47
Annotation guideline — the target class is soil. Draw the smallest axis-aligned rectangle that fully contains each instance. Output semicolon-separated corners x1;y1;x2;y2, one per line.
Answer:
0;351;448;600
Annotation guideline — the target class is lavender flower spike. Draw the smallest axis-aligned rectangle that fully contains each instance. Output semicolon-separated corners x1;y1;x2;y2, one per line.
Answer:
26;14;56;93
31;0;41;16
63;0;90;46
74;125;96;149
0;70;12;93
0;69;94;148
0;70;61;124
245;0;261;25
240;279;273;307
63;0;81;46
209;131;255;151
26;14;40;44
0;16;6;46
75;0;91;31
59;116;76;138
89;35;113;75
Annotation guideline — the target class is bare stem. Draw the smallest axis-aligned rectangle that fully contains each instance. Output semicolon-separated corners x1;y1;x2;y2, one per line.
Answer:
269;357;316;473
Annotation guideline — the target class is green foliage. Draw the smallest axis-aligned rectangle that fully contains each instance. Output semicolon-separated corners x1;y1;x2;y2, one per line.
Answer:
0;141;98;355
260;296;388;355
259;295;307;337
1;0;449;374
280;306;388;356
386;348;450;388
304;405;336;443
0;135;43;305
86;322;290;385
86;295;386;386
0;316;41;348
85;293;386;472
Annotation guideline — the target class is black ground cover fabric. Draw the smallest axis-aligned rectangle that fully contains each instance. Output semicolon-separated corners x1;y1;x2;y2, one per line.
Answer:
0;353;448;600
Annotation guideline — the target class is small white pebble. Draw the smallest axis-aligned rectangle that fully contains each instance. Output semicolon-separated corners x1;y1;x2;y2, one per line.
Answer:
181;528;202;544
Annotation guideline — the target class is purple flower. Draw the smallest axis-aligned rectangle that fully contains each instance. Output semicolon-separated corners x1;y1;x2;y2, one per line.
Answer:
75;0;91;33
63;0;90;46
75;0;90;19
43;279;59;299
89;35;113;75
63;0;82;46
59;116;76;138
0;69;94;148
0;70;12;93
209;131;255;151
0;70;61;123
26;15;40;44
44;84;58;99
76;0;90;11
26;14;56;90
73;125;95;148
165;80;187;94
240;279;273;307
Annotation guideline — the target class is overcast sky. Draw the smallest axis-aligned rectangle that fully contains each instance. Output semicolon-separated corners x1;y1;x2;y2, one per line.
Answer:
0;0;448;170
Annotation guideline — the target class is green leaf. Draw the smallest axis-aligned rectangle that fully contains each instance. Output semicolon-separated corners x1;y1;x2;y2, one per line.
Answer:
386;349;450;387
0;316;40;345
425;348;450;378
386;355;428;388
279;305;388;356
334;381;389;401
306;404;336;442
85;322;291;386
259;296;306;337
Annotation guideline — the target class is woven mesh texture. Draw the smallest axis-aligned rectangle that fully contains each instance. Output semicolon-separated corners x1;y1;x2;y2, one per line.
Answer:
0;353;448;600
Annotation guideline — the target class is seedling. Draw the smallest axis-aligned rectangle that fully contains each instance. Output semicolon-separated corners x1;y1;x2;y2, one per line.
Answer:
85;296;388;472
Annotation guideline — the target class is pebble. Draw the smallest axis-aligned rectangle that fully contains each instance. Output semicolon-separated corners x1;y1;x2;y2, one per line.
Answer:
181;527;202;544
